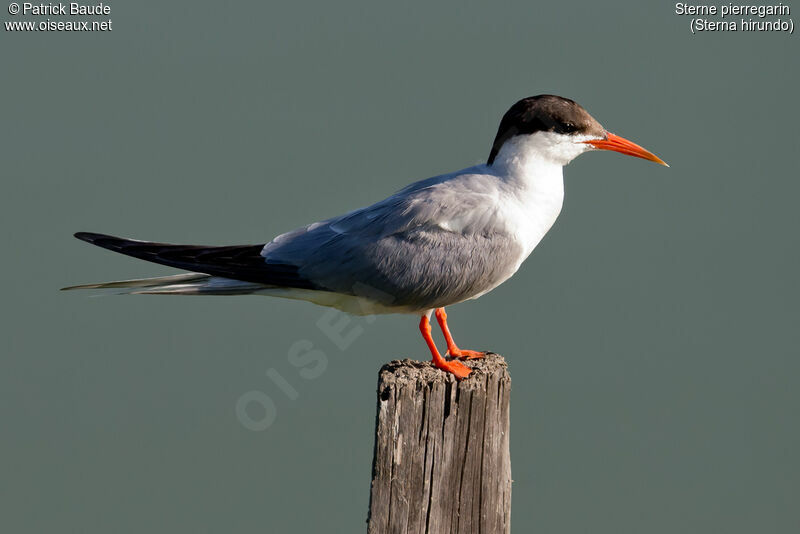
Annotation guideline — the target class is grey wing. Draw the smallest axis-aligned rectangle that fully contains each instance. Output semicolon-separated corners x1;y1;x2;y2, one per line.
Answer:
262;171;524;311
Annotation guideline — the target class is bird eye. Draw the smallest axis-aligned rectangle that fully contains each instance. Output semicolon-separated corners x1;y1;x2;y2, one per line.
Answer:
562;122;577;133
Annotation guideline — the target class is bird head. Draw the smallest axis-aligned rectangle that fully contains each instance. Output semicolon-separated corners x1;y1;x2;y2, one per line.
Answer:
488;95;667;168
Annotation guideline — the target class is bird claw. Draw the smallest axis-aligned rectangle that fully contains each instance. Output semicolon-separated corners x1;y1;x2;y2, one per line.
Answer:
433;358;472;379
446;348;486;360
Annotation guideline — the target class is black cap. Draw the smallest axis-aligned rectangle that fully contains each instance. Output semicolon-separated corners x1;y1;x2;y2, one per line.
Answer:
488;95;606;164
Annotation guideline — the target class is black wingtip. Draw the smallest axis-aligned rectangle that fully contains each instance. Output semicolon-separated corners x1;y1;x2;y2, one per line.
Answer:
74;232;112;244
68;231;311;289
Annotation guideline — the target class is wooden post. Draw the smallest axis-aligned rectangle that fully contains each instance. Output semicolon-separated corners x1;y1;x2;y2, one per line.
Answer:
367;354;512;534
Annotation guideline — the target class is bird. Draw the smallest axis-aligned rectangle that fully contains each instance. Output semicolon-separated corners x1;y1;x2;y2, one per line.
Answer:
64;95;667;379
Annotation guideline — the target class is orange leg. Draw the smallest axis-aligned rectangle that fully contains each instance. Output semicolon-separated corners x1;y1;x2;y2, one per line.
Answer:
419;315;472;379
434;308;486;360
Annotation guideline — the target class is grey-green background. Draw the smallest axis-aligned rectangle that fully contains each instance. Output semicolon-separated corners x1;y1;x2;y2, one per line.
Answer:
2;1;798;532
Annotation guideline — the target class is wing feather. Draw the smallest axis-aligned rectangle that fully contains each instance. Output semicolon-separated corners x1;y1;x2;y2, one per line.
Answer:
261;168;523;309
74;232;318;289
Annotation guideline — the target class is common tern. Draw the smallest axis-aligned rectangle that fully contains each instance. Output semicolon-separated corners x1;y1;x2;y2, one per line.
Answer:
65;95;667;379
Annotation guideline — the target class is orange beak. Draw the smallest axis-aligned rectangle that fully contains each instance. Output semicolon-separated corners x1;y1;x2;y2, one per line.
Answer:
584;132;668;167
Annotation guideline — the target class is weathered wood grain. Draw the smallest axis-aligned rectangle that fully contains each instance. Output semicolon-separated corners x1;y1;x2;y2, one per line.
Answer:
367;354;512;534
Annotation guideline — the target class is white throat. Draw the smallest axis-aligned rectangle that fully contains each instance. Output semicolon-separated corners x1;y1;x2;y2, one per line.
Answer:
491;131;594;176
489;132;593;258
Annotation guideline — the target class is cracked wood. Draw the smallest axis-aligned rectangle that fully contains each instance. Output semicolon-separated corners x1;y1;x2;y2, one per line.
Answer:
368;354;512;534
